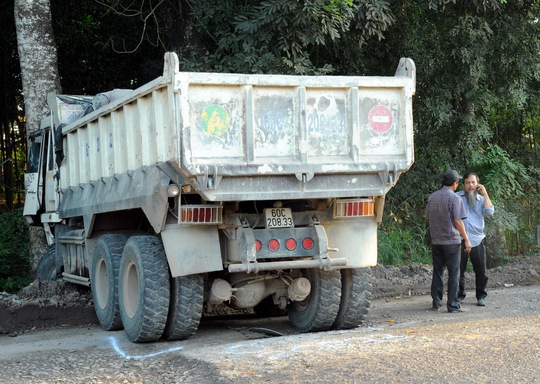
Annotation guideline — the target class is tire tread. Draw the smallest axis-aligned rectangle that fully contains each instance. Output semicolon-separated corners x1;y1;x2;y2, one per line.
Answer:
119;236;170;343
332;268;373;330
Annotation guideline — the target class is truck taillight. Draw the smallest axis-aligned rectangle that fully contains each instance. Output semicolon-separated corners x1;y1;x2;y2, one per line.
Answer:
302;238;314;250
333;198;374;218
255;240;262;252
180;205;222;224
268;239;280;251
256;237;314;253
285;238;297;251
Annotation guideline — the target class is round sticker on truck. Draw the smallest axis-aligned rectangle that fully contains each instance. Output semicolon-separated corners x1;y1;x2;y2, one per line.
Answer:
201;105;231;137
368;105;393;133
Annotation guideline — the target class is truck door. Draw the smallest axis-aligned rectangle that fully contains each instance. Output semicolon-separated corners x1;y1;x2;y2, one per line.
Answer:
44;127;59;212
23;130;46;220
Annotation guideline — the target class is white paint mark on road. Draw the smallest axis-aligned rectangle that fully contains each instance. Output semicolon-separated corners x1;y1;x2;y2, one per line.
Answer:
108;336;185;360
224;333;409;361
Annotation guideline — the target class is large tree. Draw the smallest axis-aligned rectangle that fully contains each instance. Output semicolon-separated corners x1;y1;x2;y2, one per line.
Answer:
14;0;61;133
14;0;61;267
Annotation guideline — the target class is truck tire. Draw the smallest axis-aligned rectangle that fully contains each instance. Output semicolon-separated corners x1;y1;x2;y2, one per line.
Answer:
36;246;58;281
119;236;170;343
163;274;204;341
288;269;341;333
332;267;372;330
91;234;127;331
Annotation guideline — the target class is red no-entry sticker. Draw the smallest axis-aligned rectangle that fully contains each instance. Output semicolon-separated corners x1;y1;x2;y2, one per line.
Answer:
368;105;393;133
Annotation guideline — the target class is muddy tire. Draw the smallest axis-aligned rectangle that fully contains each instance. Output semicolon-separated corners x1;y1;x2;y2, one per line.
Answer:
119;236;170;343
91;234;127;331
163;274;204;341
288;269;341;332
332;268;372;330
36;246;58;281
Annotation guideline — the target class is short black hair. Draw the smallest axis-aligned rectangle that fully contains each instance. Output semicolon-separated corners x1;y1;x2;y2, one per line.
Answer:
442;178;457;186
463;172;479;182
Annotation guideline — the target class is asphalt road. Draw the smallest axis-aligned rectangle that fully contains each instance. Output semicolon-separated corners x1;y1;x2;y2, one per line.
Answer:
1;285;539;383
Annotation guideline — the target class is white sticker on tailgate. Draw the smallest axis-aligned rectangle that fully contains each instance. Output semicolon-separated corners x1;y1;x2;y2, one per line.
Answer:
264;208;294;228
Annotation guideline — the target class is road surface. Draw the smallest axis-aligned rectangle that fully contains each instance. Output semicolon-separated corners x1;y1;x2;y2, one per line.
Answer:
1;285;539;383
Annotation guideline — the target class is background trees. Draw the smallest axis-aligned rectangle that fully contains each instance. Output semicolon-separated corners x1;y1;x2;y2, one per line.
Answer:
2;0;540;264
386;0;540;263
1;0;25;211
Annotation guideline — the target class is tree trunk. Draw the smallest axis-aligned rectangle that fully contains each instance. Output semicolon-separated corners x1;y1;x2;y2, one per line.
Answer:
14;0;61;271
14;0;61;133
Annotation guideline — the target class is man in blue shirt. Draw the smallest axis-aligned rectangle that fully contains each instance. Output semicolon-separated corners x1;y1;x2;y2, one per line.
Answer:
425;170;472;313
456;172;495;306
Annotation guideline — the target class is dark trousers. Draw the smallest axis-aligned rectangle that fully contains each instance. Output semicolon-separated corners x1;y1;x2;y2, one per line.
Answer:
431;243;461;311
459;238;488;300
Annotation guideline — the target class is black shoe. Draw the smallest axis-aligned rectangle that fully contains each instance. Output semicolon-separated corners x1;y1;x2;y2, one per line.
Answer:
432;303;442;311
457;295;466;302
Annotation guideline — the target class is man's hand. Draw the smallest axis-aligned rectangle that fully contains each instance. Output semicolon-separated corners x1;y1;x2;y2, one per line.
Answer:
477;184;487;196
463;239;472;254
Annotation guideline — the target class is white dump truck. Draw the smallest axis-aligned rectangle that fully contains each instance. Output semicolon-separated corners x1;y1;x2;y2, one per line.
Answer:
23;52;415;342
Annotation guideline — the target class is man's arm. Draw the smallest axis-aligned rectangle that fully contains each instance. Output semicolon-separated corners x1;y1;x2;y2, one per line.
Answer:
477;184;494;217
455;219;472;253
478;184;493;207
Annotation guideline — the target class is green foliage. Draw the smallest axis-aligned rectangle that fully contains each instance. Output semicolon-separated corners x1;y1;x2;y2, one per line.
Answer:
4;0;540;269
378;217;431;266
0;0;26;211
0;209;31;293
469;144;524;233
380;0;540;260
183;0;360;74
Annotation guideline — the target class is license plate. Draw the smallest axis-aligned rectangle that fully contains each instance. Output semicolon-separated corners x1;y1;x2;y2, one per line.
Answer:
264;208;294;228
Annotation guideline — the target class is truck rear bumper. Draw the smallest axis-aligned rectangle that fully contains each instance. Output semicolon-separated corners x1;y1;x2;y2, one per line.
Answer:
227;257;347;274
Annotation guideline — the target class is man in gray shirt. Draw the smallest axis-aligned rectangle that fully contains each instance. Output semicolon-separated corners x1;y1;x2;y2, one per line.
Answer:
425;170;472;313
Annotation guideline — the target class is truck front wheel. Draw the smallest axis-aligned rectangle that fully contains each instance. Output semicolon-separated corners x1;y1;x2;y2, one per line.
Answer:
91;234;127;331
36;246;57;281
332;268;372;330
288;269;341;332
163;274;204;341
119;236;170;343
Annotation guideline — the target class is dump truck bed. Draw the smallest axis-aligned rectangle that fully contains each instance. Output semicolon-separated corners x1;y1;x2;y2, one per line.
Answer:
54;53;415;202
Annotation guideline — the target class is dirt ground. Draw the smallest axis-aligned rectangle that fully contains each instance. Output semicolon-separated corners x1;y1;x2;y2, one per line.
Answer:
1;256;539;335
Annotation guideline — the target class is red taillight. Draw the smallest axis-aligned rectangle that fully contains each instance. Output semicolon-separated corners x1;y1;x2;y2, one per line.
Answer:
180;205;222;224
346;202;358;216
193;207;214;222
268;239;280;252
255;240;262;252
302;237;314;250
334;199;374;218
285;238;297;251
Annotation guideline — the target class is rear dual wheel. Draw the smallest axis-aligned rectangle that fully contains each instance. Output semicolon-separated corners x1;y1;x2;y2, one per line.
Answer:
91;234;127;331
288;269;341;332
163;274;204;341
119;236;170;343
332;267;372;330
